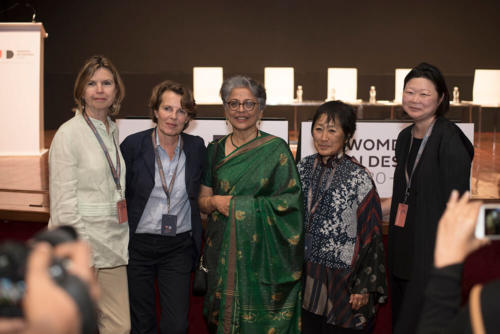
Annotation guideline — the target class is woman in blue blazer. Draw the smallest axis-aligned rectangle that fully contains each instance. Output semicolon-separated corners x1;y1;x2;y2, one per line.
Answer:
120;80;206;334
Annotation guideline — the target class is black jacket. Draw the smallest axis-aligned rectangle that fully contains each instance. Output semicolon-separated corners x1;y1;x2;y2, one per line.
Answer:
388;116;474;333
120;128;206;266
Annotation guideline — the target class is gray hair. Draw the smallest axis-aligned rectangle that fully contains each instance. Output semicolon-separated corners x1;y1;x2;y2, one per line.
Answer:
220;75;266;110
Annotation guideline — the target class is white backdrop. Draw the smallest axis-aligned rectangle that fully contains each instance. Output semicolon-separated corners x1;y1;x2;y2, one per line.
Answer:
0;23;46;155
116;118;289;146
300;121;474;197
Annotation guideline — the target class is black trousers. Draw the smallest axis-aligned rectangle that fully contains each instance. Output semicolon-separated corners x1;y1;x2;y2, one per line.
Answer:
391;274;423;334
128;232;194;334
302;309;374;334
390;275;408;330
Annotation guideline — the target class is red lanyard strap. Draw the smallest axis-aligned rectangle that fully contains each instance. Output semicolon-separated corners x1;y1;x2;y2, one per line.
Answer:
151;128;183;213
82;112;122;193
403;120;436;203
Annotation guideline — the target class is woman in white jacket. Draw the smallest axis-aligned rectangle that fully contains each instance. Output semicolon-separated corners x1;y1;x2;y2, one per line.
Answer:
49;55;130;334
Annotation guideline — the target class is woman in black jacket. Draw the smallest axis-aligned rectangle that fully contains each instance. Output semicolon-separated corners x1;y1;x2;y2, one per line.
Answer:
120;80;206;334
387;63;474;333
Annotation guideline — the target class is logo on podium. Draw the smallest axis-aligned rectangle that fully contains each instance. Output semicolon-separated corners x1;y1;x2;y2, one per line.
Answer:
0;50;14;59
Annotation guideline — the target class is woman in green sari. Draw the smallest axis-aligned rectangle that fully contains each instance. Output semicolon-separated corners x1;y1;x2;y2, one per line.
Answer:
198;75;304;334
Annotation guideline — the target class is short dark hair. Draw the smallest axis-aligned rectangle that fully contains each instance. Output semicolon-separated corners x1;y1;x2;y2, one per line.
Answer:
311;100;357;151
149;80;196;129
220;75;266;111
73;55;125;115
404;62;450;116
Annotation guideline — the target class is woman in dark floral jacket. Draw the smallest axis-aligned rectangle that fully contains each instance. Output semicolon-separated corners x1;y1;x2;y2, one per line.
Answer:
297;101;388;333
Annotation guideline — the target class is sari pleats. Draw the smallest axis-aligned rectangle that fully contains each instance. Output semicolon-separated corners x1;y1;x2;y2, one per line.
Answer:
203;133;304;333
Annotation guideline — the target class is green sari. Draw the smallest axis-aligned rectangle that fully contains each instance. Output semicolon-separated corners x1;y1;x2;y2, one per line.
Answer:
202;132;304;334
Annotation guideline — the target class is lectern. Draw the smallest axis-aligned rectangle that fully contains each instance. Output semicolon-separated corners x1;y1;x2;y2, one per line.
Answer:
0;23;47;155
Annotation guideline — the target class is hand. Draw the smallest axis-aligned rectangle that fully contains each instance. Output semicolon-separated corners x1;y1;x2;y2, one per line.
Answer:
53;242;99;301
434;190;489;268
381;197;392;218
212;195;232;217
23;241;98;334
349;293;369;311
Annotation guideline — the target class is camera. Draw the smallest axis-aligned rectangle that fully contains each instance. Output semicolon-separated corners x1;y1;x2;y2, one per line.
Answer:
0;226;97;334
475;204;500;239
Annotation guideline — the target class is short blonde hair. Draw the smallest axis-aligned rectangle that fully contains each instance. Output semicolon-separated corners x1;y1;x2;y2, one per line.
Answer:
73;55;125;115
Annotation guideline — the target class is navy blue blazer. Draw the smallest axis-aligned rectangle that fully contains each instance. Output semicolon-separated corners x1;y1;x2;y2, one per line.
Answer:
120;128;206;264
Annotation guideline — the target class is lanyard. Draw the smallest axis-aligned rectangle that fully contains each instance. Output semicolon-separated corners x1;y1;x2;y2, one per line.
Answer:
151;128;183;213
306;156;340;230
403;120;436;203
82;112;122;195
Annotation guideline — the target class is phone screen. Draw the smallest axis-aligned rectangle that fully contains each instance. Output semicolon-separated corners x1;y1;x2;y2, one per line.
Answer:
485;208;500;236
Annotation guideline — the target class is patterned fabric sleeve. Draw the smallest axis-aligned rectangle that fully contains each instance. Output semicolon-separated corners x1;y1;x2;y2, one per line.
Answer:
349;171;388;308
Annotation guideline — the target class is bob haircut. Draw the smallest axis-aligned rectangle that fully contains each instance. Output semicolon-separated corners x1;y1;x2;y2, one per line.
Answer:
149;80;196;129
220;75;266;111
73;55;125;116
311;100;357;151
403;62;450;117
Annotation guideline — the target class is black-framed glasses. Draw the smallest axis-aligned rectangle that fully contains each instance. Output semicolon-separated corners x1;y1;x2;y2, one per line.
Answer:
225;99;258;111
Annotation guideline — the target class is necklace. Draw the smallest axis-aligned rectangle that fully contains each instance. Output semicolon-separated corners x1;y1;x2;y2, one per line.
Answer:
230;133;240;148
230;130;260;149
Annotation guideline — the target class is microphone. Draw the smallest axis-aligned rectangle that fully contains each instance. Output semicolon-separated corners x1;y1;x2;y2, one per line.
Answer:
25;3;36;22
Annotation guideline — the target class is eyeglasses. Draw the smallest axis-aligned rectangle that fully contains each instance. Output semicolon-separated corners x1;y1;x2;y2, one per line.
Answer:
225;99;258;111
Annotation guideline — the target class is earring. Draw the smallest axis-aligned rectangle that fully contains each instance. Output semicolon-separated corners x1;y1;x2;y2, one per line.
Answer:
111;102;120;113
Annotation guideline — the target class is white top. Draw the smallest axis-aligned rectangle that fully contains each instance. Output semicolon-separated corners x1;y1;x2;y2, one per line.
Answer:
48;110;129;268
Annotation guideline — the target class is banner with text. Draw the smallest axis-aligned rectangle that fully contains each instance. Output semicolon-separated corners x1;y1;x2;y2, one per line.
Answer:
300;121;474;197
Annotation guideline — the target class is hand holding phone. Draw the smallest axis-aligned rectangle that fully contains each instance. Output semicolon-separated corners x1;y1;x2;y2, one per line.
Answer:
434;191;489;268
475;204;500;239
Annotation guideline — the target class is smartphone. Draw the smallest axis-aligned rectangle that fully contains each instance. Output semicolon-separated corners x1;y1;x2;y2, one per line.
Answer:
475;204;500;239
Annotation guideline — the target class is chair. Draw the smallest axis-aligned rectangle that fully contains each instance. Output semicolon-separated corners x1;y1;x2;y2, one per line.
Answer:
264;67;294;104
394;68;412;103
193;67;223;104
327;68;357;102
473;69;500;106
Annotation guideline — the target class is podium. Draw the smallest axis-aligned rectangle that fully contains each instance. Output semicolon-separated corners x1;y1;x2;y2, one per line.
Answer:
0;23;47;155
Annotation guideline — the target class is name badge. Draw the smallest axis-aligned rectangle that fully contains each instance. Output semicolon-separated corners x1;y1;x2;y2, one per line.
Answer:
161;214;177;236
394;203;408;228
117;199;128;224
